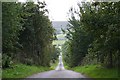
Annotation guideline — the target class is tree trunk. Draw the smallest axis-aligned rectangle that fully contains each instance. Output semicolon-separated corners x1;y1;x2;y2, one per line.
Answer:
108;50;113;68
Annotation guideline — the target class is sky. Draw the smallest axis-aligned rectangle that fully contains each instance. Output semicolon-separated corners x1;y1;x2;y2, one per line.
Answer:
42;0;80;21
19;0;91;21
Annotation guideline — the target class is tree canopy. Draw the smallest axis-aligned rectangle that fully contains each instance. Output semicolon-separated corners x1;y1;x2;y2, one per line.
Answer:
2;2;57;68
63;2;120;68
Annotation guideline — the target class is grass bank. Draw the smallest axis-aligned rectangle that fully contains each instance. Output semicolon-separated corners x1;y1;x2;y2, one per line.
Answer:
2;64;50;78
71;65;118;78
63;61;70;70
50;60;58;70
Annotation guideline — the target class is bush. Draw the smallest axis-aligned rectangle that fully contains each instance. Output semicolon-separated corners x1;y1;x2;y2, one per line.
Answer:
2;54;13;68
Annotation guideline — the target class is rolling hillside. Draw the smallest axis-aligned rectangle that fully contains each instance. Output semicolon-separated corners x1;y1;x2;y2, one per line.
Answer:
52;21;69;45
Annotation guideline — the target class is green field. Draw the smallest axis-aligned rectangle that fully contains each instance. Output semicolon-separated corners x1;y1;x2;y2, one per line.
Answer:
53;34;66;45
53;40;66;45
56;34;66;38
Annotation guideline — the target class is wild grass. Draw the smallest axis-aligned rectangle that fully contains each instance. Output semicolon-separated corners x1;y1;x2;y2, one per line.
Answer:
50;60;58;70
2;64;50;78
72;65;118;78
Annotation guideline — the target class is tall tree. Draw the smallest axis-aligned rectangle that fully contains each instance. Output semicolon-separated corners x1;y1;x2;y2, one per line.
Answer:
63;1;120;68
18;2;55;66
2;2;23;68
2;1;56;68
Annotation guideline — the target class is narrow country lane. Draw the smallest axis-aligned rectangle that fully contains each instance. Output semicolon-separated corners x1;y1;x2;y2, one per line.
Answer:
26;53;90;79
27;69;86;78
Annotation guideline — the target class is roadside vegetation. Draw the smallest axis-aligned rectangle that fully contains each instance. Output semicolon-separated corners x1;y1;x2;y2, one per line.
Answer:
2;1;59;78
50;60;58;70
62;1;119;79
2;0;119;79
2;64;50;78
71;65;118;78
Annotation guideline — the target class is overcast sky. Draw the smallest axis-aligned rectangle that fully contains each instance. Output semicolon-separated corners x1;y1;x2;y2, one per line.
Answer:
19;0;91;21
43;0;80;21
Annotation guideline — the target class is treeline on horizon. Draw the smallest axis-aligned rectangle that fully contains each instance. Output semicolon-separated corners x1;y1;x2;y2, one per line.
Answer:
2;2;59;68
62;2;120;68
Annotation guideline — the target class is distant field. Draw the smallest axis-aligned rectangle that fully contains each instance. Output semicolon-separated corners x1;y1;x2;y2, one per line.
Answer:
53;40;66;45
57;34;66;39
53;34;66;45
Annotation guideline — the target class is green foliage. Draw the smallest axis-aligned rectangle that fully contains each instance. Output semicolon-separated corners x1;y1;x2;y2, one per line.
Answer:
50;60;58;70
2;2;22;52
79;2;120;68
2;64;50;78
17;2;55;66
72;65;118;78
62;41;71;66
63;1;120;68
50;45;60;62
2;2;23;68
2;54;13;68
63;6;93;67
2;1;56;68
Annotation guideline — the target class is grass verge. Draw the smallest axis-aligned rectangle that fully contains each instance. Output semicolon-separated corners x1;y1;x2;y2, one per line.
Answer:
50;60;58;70
2;64;50;78
71;65;118;78
63;61;70;70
